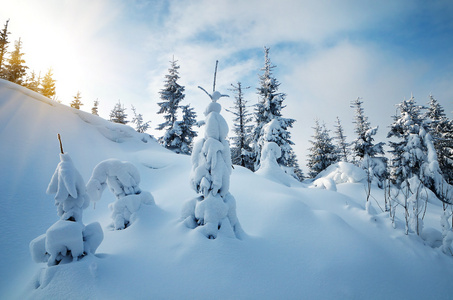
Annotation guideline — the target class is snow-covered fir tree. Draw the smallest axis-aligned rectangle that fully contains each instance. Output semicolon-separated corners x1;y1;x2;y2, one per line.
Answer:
91;99;99;116
157;57;185;149
388;95;453;235
287;150;304;181
177;104;198;154
252;47;299;179
109;100;128;124
181;86;243;240
0;19;11;74
227;82;254;169
425;95;453;184
351;97;387;187
307;120;338;178
333;116;350;162
86;159;154;230
40;68;56;99
131;105;151;133
70;91;83;110
3;38;28;85
30;144;103;266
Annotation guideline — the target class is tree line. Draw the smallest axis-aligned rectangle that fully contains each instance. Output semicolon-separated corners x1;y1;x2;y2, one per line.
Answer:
0;19;56;99
155;47;303;181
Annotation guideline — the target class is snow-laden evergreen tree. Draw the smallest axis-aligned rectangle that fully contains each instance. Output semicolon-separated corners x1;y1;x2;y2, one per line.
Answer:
3;38;28;85
425;95;453;184
307;120;338;178
252;47;298;178
157;57;185;149
109;100;128;124
333;116;350;162
287;150;304;181
0;19;10;74
227;82;254;169
30;139;103;266
70;91;83;109
181;86;243;240
86;159;154;230
177;104;198;154
91;99;99;116
259;118;304;180
40;68;56;99
131;105;151;133
24;70;41;92
350;97;387;187
388;95;453;235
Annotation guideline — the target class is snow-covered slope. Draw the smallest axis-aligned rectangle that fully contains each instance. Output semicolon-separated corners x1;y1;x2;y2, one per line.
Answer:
2;79;453;299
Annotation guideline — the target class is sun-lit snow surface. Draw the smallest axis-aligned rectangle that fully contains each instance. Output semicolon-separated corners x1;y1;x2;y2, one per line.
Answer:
2;78;453;299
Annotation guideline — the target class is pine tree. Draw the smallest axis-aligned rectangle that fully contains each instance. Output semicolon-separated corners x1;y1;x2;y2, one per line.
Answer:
24;70;41;92
0;19;10;74
30;139;103;266
3;38;28;84
178;104;198;154
333;117;350;162
307;120;338;178
91;99;99;116
157;57;185;149
182;88;243;239
109;100;128;124
70;91;83;109
425;95;453;184
227;82;254;169
351;97;387;187
388;95;453;234
131;105;151;133
40;68;56;99
287;150;304;181
252;47;297;176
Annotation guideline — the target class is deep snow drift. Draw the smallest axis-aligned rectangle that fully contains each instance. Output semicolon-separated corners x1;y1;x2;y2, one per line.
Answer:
2;79;453;299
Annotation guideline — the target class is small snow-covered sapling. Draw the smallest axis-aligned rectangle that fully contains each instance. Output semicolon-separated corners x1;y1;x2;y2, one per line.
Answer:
86;159;154;230
182;63;243;239
30;134;103;266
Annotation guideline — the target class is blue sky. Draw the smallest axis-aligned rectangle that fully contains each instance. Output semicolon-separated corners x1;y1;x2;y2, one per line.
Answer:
2;0;453;169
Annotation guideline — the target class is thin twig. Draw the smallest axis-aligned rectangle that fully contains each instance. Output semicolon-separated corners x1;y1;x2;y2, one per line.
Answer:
57;134;64;154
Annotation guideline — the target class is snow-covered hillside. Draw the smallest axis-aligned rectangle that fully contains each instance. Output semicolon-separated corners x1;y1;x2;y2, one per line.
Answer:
1;79;453;299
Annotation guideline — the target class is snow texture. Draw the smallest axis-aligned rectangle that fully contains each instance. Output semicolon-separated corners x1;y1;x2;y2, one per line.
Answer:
86;159;154;229
184;90;243;239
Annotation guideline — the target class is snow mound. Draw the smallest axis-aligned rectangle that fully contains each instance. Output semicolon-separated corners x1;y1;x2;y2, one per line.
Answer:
311;177;337;191
316;162;367;184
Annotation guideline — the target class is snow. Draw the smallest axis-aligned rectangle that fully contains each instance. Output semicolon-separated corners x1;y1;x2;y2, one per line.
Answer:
316;161;367;184
2;79;453;299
